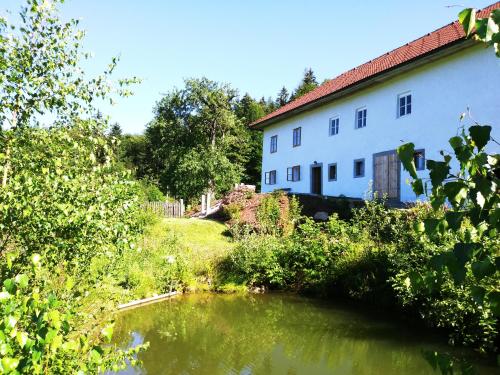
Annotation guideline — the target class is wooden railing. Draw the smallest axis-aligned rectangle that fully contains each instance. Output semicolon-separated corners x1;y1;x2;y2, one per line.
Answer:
142;200;184;218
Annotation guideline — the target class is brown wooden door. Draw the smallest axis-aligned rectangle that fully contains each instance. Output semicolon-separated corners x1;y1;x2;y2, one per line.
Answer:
373;152;399;200
311;166;322;195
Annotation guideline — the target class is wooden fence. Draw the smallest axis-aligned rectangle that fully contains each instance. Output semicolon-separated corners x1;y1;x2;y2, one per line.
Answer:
142;200;184;218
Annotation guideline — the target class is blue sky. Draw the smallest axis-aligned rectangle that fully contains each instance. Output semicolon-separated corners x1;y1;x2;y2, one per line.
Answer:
2;0;495;133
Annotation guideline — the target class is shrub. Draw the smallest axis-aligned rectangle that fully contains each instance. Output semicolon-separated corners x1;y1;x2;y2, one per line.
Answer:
219;235;287;287
256;191;300;236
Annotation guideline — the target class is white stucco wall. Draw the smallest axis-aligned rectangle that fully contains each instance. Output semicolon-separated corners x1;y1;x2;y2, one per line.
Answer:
260;45;500;202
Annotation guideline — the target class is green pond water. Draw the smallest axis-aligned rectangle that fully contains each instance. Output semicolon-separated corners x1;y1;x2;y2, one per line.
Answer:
112;293;497;375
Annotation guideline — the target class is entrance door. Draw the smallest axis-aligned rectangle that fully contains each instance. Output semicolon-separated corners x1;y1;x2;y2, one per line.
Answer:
311;165;322;195
373;151;400;200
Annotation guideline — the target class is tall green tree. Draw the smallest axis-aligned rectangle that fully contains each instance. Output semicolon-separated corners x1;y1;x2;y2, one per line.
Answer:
234;93;268;187
0;1;144;372
290;68;319;100
146;78;245;202
275;86;290;107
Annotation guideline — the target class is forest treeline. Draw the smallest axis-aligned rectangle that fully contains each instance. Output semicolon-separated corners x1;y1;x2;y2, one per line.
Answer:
113;69;321;202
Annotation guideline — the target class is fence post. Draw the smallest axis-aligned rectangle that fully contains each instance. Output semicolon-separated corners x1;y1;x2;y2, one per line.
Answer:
201;194;206;214
206;193;211;215
180;199;184;217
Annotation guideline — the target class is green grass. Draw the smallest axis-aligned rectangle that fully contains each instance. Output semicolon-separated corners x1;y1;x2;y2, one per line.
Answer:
162;218;234;257
143;218;234;284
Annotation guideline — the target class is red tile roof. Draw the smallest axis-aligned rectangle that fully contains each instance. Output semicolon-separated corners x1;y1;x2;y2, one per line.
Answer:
251;2;500;128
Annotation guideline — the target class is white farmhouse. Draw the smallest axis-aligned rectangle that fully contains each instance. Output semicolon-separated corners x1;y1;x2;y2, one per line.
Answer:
252;3;500;203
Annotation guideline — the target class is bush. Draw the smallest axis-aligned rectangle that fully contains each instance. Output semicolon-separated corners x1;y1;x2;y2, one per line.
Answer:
256;191;300;236
115;234;192;298
219;235;287;287
221;199;499;353
136;179;166;202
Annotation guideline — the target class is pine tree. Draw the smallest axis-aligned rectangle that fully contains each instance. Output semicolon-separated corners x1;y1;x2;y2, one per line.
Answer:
291;68;319;100
275;86;289;107
109;122;122;138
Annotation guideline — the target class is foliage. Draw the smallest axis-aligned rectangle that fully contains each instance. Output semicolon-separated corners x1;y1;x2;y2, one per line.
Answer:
397;120;499;352
222;198;499;353
0;258;145;374
275;86;289;107
220;235;287;287
290;68;319;100
145;78;246;202
0;0;146;372
459;7;500;56
136;179;166;202
256;191;300;236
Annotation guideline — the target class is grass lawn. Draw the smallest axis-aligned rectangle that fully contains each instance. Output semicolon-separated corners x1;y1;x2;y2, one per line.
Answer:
162;218;234;256
142;218;234;283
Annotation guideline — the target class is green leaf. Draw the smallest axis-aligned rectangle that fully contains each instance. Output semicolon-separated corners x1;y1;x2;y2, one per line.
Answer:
427;160;450;188
443;181;468;207
0;357;19;373
469;125;491;151
14;274;29;289
453;243;474;266
101;324;114;343
3;279;16;294
471;258;495;280
411;179;424;196
424;218;447;237
445;211;463;230
487;291;500;317
459;8;476;37
397;143;418;179
471;286;486;305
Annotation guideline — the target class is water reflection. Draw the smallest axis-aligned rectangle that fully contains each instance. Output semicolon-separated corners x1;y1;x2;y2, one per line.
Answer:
112;293;496;375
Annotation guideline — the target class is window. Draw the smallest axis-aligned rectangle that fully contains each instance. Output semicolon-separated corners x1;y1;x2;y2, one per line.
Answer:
356;108;367;129
265;170;277;185
353;159;365;178
329;117;339;136
293;127;301;147
287;165;301;182
413;150;425;171
328;163;337;181
270;135;277;153
398;92;412;117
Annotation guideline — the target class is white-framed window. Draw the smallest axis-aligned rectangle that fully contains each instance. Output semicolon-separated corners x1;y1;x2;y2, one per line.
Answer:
353;158;365;178
355;108;367;129
413;149;425;170
329;116;339;136
265;170;277;185
270;135;278;153
328;163;337;181
287;165;301;182
398;92;412;117
293;127;301;147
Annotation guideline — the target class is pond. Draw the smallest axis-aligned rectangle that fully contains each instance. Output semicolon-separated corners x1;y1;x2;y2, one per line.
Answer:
112;293;497;375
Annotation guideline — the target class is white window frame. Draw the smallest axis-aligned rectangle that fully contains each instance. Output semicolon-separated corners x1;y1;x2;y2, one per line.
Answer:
397;92;412;118
265;170;277;185
355;107;367;129
287;165;301;182
329;116;340;136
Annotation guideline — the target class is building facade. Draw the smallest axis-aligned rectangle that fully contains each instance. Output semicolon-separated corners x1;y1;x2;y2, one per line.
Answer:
253;6;500;202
